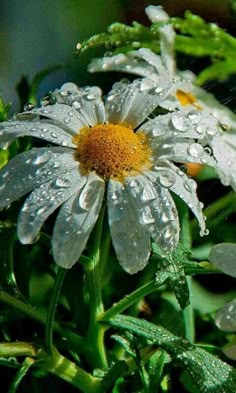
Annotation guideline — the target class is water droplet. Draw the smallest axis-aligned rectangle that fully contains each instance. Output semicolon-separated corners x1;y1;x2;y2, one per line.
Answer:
55;178;71;188
140;78;153;91
161;212;169;223
171;114;187;132
32;152;50;165
141;207;155;224
141;187;156;201
24;103;35;111
72;101;81;110
158;172;176;188
187;143;204;158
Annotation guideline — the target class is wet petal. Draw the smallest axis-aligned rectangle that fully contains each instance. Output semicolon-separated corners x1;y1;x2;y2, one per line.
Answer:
127;175;179;251
142;109;219;141
53;84;106;126
0;119;75;147
89;52;159;80
52;172;104;268
145;5;169;23
105;78;168;128
107;179;150;274
209;243;236;278
25;103;84;133
215;300;236;332
17;168;86;244
165;140;217;168
211;133;236;190
0;147;77;208
151;162;206;235
159;25;175;76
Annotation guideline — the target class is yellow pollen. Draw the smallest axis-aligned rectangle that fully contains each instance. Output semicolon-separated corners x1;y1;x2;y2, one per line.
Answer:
73;123;152;181
176;89;202;110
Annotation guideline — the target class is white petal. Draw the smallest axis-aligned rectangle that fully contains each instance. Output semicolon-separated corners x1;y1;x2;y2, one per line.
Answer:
26;104;84;133
0;120;75;147
150;162;206;235
142;109;219;140
89;53;159;80
17;168;86;244
209;243;236;278
127;175;179;251
215;300;236;332
0;147;77;208
145;5;169;23
166;140;217;168
53;85;106;126
211;133;236;190
107;179;150;274
105;78;168;128
52;172;105;268
159;25;175;76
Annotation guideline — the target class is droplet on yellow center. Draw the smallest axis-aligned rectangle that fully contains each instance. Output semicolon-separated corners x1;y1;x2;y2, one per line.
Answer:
176;89;202;110
73;123;152;181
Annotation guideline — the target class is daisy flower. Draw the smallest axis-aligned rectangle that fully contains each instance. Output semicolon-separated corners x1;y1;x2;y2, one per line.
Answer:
0;80;218;273
88;5;236;191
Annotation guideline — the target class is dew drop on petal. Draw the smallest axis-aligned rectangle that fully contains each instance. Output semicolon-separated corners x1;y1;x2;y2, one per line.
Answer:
55;178;71;188
171;114;188;132
187;143;204;158
141;206;155;224
158;172;176;188
32;152;50;165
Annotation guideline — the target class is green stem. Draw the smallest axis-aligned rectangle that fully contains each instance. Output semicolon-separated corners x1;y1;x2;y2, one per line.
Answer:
101;276;168;322
85;205;108;369
180;202;195;342
42;349;102;393
183;277;195;343
45;267;66;353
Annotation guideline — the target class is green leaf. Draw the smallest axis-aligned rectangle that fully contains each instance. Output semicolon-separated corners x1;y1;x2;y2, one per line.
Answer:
148;350;167;393
152;244;190;309
108;315;236;393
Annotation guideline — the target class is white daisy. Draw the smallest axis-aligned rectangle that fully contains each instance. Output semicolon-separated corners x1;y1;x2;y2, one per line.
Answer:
88;5;236;190
0;80;217;273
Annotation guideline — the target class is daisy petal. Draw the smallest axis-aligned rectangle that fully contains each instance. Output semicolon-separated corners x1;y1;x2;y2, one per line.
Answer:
17;168;86;244
211;133;236;190
105;78;168;128
52;172;105;268
166;140;217;168
54;85;106;126
25;104;84;134
89;53;158;80
127;176;179;251
159;25;175;76
152;162;206;235
108;179;150;274
0;147;77;208
142;109;219;140
145;5;169;23
0;120;75;147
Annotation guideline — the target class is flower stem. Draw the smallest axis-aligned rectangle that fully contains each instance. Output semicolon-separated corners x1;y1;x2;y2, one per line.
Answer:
42;349;102;393
85;205;108;369
101;276;168;322
45;267;66;353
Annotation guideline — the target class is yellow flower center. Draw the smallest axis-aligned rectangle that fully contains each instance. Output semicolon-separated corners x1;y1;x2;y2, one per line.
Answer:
176;89;202;110
73;123;152;181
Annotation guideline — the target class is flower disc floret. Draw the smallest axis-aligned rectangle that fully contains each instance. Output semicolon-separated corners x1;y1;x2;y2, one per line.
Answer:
73;123;152;181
